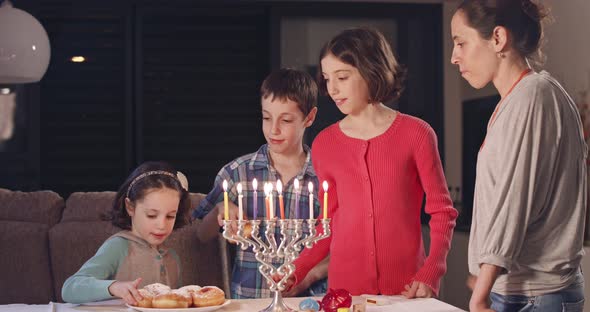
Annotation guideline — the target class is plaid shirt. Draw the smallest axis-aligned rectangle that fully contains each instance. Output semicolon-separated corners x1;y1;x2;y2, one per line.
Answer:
193;144;323;299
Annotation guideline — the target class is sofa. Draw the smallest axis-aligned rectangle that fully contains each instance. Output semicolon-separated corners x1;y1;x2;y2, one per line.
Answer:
0;189;230;304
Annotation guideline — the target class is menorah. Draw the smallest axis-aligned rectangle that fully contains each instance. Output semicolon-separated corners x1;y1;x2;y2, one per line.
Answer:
223;218;331;312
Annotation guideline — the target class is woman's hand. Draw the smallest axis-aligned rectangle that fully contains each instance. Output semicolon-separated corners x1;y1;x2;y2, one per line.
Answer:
469;298;495;312
469;264;502;312
108;277;143;305
401;281;434;298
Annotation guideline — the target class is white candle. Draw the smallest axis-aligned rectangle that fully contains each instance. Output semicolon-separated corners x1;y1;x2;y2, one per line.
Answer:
322;181;329;219
294;178;300;219
308;181;314;219
252;178;258;220
268;182;274;219
237;183;243;221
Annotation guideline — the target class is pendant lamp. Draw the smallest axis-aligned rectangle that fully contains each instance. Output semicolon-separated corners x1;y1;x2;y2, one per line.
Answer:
0;0;50;83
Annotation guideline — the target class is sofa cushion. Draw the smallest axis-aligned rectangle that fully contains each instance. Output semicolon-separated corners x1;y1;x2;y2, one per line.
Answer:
62;192;205;222
0;190;64;226
61;192;116;222
166;221;224;288
0;221;54;304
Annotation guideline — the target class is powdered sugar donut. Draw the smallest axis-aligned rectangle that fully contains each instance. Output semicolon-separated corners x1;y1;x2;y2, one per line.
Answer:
142;282;171;296
152;289;191;309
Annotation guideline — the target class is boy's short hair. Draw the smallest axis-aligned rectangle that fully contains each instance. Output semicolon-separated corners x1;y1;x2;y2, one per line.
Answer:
317;27;406;104
260;68;318;116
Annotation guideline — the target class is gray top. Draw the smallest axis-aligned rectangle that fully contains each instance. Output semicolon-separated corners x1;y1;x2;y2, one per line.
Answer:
61;231;182;303
468;71;587;296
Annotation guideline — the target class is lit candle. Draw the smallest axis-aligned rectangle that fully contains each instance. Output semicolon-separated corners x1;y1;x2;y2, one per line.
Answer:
268;182;274;219
222;180;229;220
264;183;270;220
294;178;300;219
237;183;243;221
252;178;258;220
308;182;314;219
277;179;285;219
322;181;329;219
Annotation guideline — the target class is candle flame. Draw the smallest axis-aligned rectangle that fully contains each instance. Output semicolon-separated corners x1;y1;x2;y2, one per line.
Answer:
237;182;243;194
294;178;299;190
276;180;283;194
222;180;228;191
264;183;270;196
253;178;258;190
323;180;329;191
308;181;313;192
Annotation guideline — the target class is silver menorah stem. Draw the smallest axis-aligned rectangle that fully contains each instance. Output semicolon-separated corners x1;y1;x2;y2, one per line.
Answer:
223;218;331;312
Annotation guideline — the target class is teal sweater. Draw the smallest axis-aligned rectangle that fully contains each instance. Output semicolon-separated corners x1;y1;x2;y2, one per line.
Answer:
62;231;182;303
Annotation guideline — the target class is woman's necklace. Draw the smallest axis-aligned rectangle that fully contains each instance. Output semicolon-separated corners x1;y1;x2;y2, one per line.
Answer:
480;68;532;151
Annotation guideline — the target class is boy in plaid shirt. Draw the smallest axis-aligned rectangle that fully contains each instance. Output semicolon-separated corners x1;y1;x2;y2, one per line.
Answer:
193;68;328;299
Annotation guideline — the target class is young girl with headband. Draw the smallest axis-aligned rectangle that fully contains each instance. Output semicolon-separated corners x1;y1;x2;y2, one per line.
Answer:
62;161;191;305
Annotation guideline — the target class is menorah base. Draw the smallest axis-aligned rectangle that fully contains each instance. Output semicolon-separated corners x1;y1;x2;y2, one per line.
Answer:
222;218;331;311
260;291;296;312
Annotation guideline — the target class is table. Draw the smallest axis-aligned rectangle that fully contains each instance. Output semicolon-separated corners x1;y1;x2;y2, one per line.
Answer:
0;296;465;312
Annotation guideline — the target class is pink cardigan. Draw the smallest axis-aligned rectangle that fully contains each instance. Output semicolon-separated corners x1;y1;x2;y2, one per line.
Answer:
293;113;458;295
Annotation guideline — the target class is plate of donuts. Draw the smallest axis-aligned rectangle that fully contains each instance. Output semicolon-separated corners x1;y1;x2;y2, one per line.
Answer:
126;299;231;312
127;284;230;312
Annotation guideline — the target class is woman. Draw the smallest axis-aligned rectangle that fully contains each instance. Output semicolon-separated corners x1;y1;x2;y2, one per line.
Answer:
451;1;587;311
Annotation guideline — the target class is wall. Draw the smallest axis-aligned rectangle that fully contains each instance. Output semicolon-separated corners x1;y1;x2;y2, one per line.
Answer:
281;18;398;69
544;0;590;99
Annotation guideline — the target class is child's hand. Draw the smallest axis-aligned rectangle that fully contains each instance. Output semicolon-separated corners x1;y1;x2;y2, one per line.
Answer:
216;202;241;241
108;277;143;305
271;273;296;296
401;281;434;298
281;275;304;297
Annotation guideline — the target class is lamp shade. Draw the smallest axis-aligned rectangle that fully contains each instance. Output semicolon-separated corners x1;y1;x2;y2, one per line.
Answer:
0;0;50;83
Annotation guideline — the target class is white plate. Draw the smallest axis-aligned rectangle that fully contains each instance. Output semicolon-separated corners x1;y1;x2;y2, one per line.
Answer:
126;300;231;312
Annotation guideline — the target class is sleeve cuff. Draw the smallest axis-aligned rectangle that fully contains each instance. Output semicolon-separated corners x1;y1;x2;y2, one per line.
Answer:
479;253;511;273
101;280;118;299
413;267;442;296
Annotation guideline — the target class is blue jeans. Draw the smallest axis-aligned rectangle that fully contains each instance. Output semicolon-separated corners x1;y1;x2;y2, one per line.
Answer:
490;275;584;312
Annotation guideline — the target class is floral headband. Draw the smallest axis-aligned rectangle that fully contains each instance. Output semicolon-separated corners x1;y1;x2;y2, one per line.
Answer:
126;170;189;198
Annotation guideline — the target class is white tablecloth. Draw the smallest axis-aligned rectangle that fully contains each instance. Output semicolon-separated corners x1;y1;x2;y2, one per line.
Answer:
0;296;465;312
